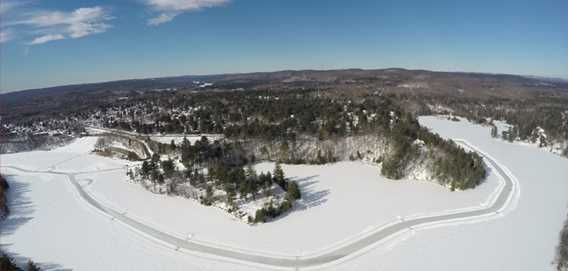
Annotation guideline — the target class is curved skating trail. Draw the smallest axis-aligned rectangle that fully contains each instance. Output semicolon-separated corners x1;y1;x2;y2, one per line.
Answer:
0;140;519;269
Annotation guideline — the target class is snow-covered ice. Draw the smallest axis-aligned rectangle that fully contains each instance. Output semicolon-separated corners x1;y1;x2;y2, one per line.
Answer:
84;159;500;255
1;116;566;270
325;116;568;271
0;169;265;271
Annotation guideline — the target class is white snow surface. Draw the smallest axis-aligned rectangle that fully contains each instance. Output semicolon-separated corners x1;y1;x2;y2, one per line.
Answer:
1;116;567;270
0;137;128;172
0;170;262;271
84;160;499;255
326;115;568;271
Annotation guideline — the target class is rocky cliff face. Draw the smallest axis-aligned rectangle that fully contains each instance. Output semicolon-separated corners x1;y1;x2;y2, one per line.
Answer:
94;134;149;160
242;135;436;183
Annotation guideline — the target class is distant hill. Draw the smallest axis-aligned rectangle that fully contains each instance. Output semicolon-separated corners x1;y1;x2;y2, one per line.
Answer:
0;75;223;104
2;68;567;119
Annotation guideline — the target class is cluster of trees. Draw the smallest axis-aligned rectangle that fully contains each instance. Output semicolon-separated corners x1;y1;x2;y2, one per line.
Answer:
204;161;301;222
0;175;9;218
377;112;486;189
251;163;301;223
431;143;485;190
0;253;40;271
130;134;301;222
132;153;170;185
557;215;568;271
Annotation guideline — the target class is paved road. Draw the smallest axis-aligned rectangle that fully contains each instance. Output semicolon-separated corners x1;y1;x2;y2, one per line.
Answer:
0;140;517;269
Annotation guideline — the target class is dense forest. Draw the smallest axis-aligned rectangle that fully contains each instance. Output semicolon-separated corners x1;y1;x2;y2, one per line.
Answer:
113;90;485;196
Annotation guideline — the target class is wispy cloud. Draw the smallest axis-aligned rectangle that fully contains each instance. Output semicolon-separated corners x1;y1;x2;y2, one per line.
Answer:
0;0;26;15
0;30;13;43
29;33;65;45
148;13;178;26
3;4;113;45
0;1;24;43
15;6;113;44
146;0;229;26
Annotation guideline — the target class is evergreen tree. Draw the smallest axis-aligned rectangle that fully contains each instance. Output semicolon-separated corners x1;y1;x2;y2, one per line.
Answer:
27;260;40;271
273;162;286;189
286;181;301;200
151;153;160;164
140;161;152;179
161;159;175;177
0;253;19;271
245;165;257;182
170;139;176;151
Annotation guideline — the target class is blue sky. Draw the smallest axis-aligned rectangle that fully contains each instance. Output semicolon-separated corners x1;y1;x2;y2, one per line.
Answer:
1;0;567;93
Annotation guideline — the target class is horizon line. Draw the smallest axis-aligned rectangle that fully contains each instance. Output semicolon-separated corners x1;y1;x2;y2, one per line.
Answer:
2;67;567;95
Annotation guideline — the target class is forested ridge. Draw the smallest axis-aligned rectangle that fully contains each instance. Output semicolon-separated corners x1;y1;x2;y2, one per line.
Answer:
114;90;486;191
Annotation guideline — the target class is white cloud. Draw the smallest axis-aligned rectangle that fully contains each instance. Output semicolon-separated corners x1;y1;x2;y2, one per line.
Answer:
0;0;26;15
147;0;229;25
29;34;65;45
10;6;112;45
0;30;13;43
147;12;178;26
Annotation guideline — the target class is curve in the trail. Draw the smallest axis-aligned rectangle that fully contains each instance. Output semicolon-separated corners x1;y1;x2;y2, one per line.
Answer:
0;140;519;269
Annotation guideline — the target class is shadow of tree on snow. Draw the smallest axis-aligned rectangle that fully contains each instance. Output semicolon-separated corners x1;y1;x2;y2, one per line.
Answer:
0;174;70;270
0;176;34;236
292;175;330;211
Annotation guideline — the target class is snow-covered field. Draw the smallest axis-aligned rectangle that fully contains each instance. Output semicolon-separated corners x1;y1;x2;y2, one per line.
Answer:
1;116;567;270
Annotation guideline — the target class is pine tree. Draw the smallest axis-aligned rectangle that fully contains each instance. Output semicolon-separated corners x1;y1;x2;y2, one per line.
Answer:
141;161;152;179
273;162;286;189
286;181;301;200
161;159;175;177
27;260;40;271
245;165;257;182
151;153;160;164
0;253;19;271
170;139;176;151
